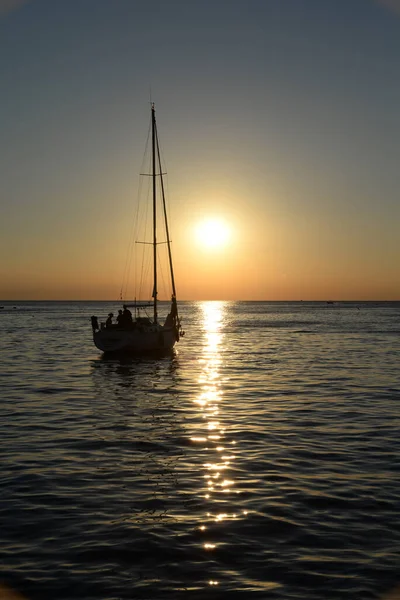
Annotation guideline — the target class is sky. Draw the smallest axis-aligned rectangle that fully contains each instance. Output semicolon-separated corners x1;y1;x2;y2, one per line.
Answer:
0;0;399;301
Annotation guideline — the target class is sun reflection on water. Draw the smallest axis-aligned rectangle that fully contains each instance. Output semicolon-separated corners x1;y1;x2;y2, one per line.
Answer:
191;301;243;580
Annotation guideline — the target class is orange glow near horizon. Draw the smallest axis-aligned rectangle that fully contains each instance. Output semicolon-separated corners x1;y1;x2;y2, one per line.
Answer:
1;197;399;301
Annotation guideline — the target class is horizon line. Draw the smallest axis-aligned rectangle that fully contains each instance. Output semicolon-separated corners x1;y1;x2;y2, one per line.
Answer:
1;299;399;303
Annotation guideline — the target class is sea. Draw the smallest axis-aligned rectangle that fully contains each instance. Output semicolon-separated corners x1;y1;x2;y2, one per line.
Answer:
0;300;399;600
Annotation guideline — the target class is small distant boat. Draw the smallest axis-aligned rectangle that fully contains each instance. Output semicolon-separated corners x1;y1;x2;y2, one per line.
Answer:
91;104;184;354
327;301;335;305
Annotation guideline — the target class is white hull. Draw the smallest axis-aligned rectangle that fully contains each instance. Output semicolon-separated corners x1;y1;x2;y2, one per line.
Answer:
93;324;178;354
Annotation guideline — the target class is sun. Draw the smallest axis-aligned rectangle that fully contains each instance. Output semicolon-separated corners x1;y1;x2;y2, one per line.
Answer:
195;219;231;249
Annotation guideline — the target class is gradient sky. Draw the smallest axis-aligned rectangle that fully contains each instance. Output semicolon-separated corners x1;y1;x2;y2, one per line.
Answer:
1;0;399;300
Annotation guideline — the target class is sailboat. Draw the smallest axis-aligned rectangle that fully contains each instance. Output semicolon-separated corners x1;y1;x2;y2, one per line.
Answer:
91;104;183;354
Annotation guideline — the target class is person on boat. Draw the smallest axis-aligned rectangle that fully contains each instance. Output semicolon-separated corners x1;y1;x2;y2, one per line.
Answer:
164;312;172;327
106;313;113;328
91;315;99;332
122;305;133;325
116;309;123;326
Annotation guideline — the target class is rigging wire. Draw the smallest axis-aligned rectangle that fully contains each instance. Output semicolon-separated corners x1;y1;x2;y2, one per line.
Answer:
138;155;152;300
119;107;174;307
119;118;152;301
157;245;168;301
155;123;174;253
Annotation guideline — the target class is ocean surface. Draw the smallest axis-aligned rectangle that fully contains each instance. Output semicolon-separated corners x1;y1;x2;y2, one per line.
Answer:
1;300;400;600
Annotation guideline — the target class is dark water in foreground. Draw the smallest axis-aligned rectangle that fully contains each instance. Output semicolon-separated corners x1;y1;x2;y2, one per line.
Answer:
1;301;400;600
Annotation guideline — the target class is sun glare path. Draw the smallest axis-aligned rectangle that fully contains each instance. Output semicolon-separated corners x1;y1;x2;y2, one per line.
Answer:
190;301;245;587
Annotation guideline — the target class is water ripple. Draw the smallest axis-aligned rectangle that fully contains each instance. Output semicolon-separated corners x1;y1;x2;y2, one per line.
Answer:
0;301;400;599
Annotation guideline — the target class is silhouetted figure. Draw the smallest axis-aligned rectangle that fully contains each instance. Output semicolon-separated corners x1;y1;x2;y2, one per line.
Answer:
116;309;123;326
122;305;133;325
91;315;99;331
164;312;173;327
106;313;113;328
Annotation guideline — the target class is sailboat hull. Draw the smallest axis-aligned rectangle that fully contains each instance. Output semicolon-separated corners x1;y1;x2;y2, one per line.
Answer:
93;325;178;354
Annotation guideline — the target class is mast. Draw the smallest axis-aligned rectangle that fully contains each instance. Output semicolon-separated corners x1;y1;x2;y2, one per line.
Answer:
155;124;177;300
151;103;158;323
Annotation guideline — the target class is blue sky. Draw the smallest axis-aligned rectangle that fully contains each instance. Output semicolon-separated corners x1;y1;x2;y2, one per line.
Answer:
1;0;399;299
